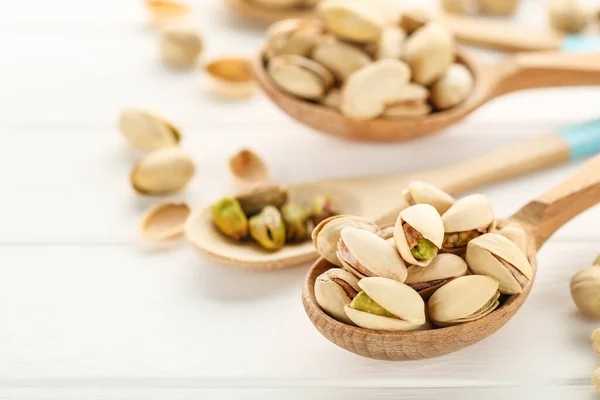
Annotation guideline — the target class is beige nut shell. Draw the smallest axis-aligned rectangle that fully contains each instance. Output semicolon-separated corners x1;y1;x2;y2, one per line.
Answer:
571;266;600;319
442;194;494;233
318;0;386;43
268;55;333;100
315;268;360;325
119;109;180;151
264;18;322;59
548;0;589;33
403;180;455;215
496;224;528;255
430;63;474;111
130;147;195;195
405;253;467;284
376;26;406;60
393;204;444;267
204;58;256;99
140;201;191;241
311;36;372;81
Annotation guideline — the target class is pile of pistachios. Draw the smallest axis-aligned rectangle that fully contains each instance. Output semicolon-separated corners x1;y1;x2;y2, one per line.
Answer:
314;181;533;331
262;0;474;120
212;185;339;250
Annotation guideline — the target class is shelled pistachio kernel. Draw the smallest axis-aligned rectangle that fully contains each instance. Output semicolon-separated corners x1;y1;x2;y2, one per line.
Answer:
496;224;528;255
211;197;249;240
592;328;600;354
311;36;372;82
317;0;386;43
281;202;309;241
130;147;195;195
399;7;432;34
393;204;444;267
204;58;256;99
336;227;408;282
467;233;533;295
431;63;474;110
381;83;431;118
442;194;495;251
403;181;455;216
548;0;589;33
477;0;520;15
159;24;203;69
429;275;500;327
312;215;380;267
264;18;323;59
405;253;467;299
344;277;426;331
119;109;180;151
268;55;334;100
235;183;288;216
309;195;338;226
249;205;286;250
571;260;600;319
315;268;360;324
140;201;191;241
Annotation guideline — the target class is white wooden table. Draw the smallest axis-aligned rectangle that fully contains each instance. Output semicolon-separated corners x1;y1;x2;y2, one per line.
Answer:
1;0;600;398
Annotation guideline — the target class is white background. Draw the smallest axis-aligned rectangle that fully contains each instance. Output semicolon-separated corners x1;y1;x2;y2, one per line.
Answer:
1;0;600;399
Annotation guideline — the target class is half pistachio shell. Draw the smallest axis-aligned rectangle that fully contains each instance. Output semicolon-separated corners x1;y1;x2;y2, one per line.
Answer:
344;277;426;331
428;275;500;327
145;0;191;28
394;204;444;267
430;63;474;111
268;55;334;100
130;147;195;195
159;24;203;69
140;201;191;241
119;109;181;151
312;215;380;267
311;36;372;82
570;265;600;319
405;253;467;299
204;58;256;99
375;26;406;60
264;18;323;59
337;227;408;282
318;0;386;43
315;268;360;324
403;181;455;215
442;194;495;250
381;83;431;118
466;233;533;295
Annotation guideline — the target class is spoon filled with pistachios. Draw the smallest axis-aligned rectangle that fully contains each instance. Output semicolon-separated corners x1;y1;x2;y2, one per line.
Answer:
302;153;600;360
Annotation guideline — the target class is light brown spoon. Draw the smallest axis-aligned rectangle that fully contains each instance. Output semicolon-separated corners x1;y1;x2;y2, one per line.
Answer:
302;154;600;360
185;132;582;269
224;0;314;23
254;50;600;142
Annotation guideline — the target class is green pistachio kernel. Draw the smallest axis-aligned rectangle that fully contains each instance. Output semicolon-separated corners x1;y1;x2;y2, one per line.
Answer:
249;205;286;250
350;291;396;318
410;238;437;260
211;197;249;240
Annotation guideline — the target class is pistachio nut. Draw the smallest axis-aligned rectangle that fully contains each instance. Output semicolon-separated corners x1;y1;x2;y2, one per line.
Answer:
403;181;455;216
321;88;341;109
130;147;195;195
119;109;181;151
140;201;191;241
405;253;468;299
317;0;386;43
441;194;495;250
159;24;203;69
441;0;476;15
548;0;589;33
393;204;444;267
381;83;431;118
496;224;528;255
466;233;533;295
264;19;323;59
592;328;600;354
145;0;191;28
570;260;600;319
312;215;380;266
402;23;455;86
336;227;408;282
375;26;406;60
309;195;339;226
429;275;500;327
268;55;334;100
315;268;360;324
399;7;432;34
344;277;426;331
211;197;249;240
249;205;286;250
430;63;474;111
340;59;412;120
204;58;256;99
311;36;372;82
281;202;309;242
478;0;520;16
593;367;600;391
235;182;288;216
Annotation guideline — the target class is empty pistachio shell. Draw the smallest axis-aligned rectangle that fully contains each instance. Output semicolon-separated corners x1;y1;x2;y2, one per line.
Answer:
312;215;380;266
548;0;589;33
340;59;411;120
402;23;455;86
344;277;426;331
337;227;408;282
405;253;468;299
204;58;256;99
478;0;520;16
130;147;195;195
140;201;191;241
321;88;341;109
309;195;339;226
235;183;288;216
318;0;386;43
429;275;500;327
264;19;323;59
212;197;249;240
249;205;286;250
571;263;600;319
592;328;600;353
375;26;406;60
146;0;191;27
496;224;528;255
281;202;309;241
394;204;444;267
119;109;181;151
441;0;476;14
442;194;495;250
268;55;334;100
430;63;473;111
159;24;203;69
315;268;360;324
403;181;455;215
399;7;432;34
381;83;431;119
311;36;372;81
466;233;533;295
229;148;268;186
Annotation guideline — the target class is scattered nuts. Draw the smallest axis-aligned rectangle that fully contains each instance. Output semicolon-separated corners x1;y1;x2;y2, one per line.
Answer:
159;24;203;69
441;0;476;15
399;7;432;34
311;36;372;81
381;83;431;118
478;0;519;16
318;0;386;43
249;205;286;250
315;268;360;324
592;328;600;354
235;183;288;216
264;19;323;59
212;197;249;240
405;253;468;299
571;257;600;319
204;58;257;99
268;55;334;100
281;202;309;241
496;224;528;255
309;195;338;227
393;204;444;267
548;0;589;33
145;0;191;28
130;147;195;195
139;201;191;241
119;109;181;151
442;194;495;251
229;148;269;188
430;63;474;111
403;181;455;215
320;88;341;109
375;26;406;60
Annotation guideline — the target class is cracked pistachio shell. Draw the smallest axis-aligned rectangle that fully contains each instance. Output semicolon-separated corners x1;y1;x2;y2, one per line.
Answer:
344;277;426;331
312;215;380;266
119;109;180;151
317;0;386;43
264;19;323;59
204;58;256;99
321;88;341;109
249;205;286;250
315;268;360;324
311;36;372;81
235;183;288;216
571;264;600;319
381;83;431;118
159;24;203;69
467;233;533;295
441;0;476;14
442;194;495;234
337;227;408;282
140;201;191;241
268;55;333;100
393;204;444;267
429;275;500;327
309;195;339;226
478;0;520;16
130;147;195;195
145;0;191;28
402;23;455;86
340;59;411;120
496;224;528;255
405;253;467;298
548;0;589;33
403;181;455;215
375;26;406;60
431;63;474;111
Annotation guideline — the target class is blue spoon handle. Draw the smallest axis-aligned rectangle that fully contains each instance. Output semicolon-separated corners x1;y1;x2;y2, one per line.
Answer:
559;119;600;159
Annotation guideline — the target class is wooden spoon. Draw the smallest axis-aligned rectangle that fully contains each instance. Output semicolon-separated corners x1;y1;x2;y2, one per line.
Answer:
302;153;600;360
254;50;600;142
185;120;600;269
224;0;314;23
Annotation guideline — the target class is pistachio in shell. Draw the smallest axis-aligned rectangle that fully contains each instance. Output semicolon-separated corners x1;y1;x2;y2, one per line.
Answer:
119;109;181;151
381;83;431;119
570;259;600;319
249;205;286;250
375;26;406;60
466;233;533;295
264;19;324;59
235;183;288;216
321;88;341;109
547;0;589;33
211;197;249;240
393;204;444;267
344;277;426;331
496;224;528;255
130;147;195;195
140;201;191;241
281;202;309;242
204;58;256;99
315;268;360;324
441;194;495;250
311;36;372;82
405;253;468;299
403;181;455;215
309;195;339;227
430;63;474;111
159;24;203;69
317;0;386;43
268;55;334;100
399;7;432;34
428;275;501;327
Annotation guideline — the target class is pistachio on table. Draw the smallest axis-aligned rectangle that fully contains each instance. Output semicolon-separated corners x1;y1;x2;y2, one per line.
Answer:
212;197;249;240
249;205;286;250
405;253;468;299
264;19;324;60
204;58;257;100
315;268;360;325
592;328;600;354
593;367;600;391
344;277;427;331
159;24;203;69
281;202;309;241
311;36;372;82
309;195;338;227
548;0;589;33
140;201;191;241
430;63;474;111
570;257;600;319
119;109;181;151
268;55;334;100
130;147;195;195
442;194;495;251
393;204;444;267
403;181;455;215
235;183;288;216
